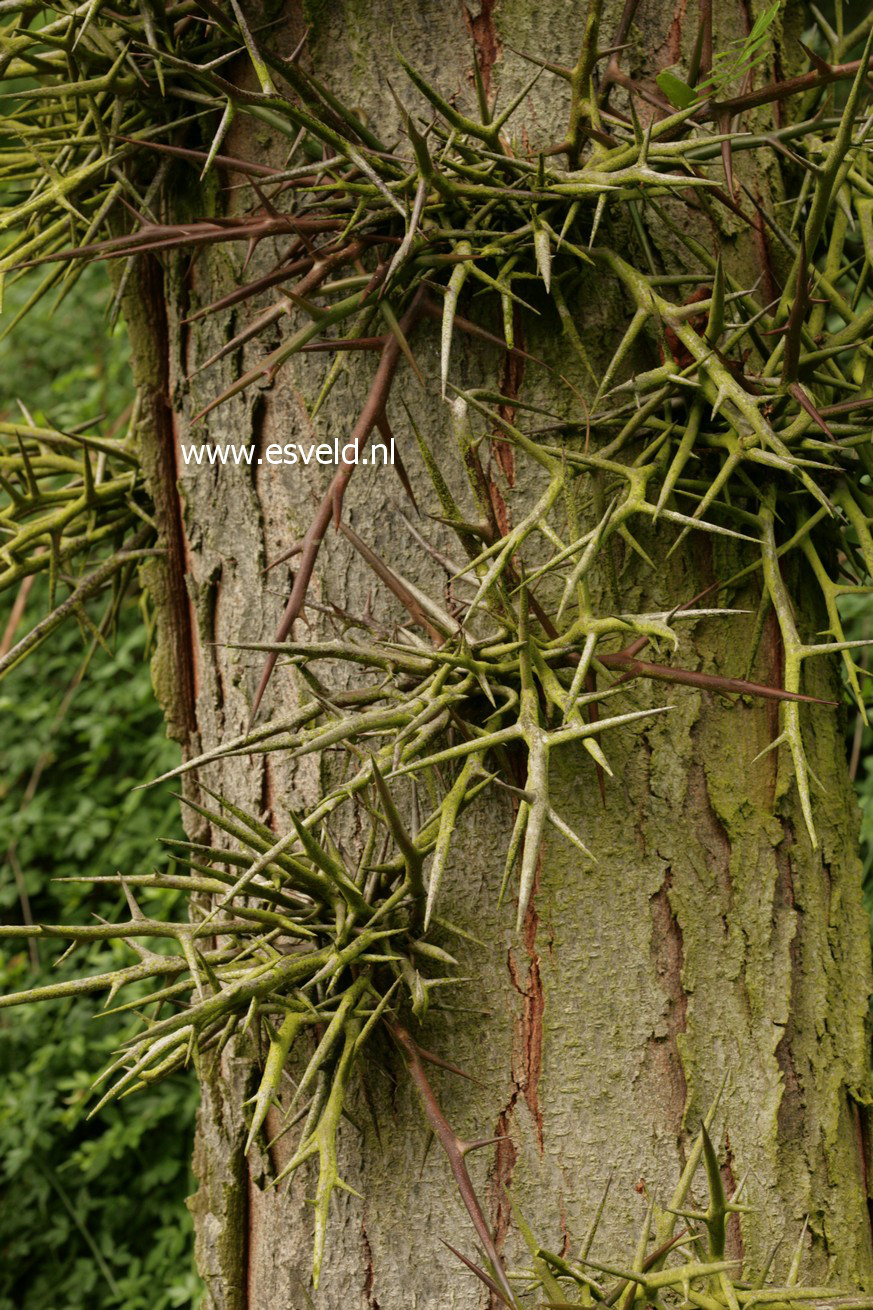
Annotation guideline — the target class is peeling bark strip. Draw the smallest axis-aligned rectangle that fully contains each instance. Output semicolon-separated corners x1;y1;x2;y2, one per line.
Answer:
124;254;196;744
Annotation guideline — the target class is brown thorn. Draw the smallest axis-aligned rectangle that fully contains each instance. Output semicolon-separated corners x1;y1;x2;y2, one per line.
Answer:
413;1042;482;1085
181;249;310;323
392;1024;517;1308
115;134;282;177
247;288;425;727
599;0;644;101
707;52;873;118
339;522;447;644
789;382;838;444
460;1135;510;1155
623;579;723;660
718;113;735;199
300;336;390;353
375;412;420;516
596;651;837;705
263;540;304;573
799;41;832;78
440;1240;514;1307
420;296;548;370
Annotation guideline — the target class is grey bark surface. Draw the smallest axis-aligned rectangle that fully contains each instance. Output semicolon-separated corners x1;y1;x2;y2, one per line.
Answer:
128;2;873;1306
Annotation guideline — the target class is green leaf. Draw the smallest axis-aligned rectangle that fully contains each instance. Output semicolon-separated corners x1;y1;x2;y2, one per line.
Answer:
656;70;697;108
750;0;780;42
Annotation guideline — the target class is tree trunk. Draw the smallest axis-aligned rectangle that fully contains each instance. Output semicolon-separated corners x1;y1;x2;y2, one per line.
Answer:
127;2;873;1306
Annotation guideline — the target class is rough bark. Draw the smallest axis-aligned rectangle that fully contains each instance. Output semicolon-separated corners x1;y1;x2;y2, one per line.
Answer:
126;2;873;1306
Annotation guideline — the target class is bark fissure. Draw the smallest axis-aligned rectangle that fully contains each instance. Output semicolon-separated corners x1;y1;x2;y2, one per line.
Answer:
503;861;546;1154
491;1090;520;1271
244;1162;255;1310
493;305;524;486
851;1097;873;1250
721;1133;744;1265
362;1219;381;1310
648;869;689;1136
489;860;545;1291
521;890;546;1153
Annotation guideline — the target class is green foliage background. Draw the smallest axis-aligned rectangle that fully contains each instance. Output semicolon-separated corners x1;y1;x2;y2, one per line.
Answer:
0;265;202;1310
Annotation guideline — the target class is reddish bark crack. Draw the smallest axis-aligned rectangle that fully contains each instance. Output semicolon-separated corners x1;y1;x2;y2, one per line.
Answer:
659;0;689;66
774;839;805;1158
721;1131;745;1265
361;1219;381;1310
521;884;545;1151
464;0;501;99
493;304;524;487
489;858;546;1297
489;477;512;540
648;868;689;1135
751;193;779;308
489;1095;518;1308
260;755;276;833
